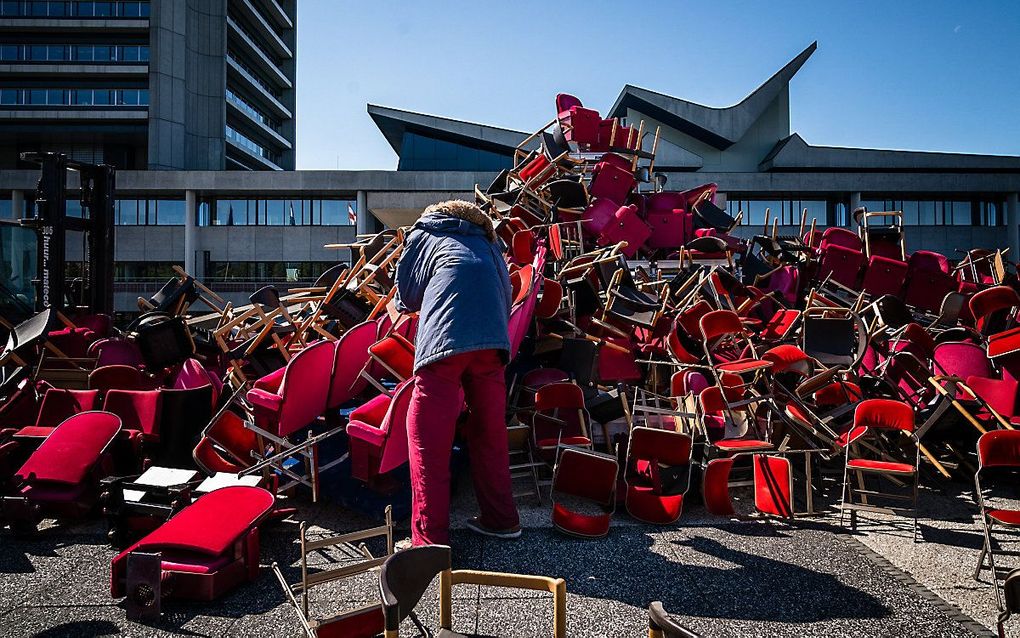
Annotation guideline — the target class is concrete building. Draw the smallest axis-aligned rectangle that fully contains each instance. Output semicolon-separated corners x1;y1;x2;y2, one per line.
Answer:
1;41;1018;315
0;0;297;171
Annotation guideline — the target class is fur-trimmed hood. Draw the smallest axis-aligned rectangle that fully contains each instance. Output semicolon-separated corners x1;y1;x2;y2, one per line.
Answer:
415;200;496;242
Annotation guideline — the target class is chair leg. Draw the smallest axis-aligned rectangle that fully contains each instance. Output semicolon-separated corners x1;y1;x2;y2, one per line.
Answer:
987;522;1005;611
912;472;919;543
975;521;991;580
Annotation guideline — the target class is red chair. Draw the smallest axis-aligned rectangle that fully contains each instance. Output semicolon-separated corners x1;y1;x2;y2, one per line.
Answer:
974;430;1020;609
624;427;693;525
699;310;773;378
840;399;919;540
817;228;865;289
531;382;593;461
103;389;162;466
903;251;956;313
596;204;652;258
582;199;627;237
551;446;618;538
555;93;600;147
2;411;121;530
971;286;1020;337
346;379;414;484
362;332;416;394
172;358;222;405
88;365;144;392
247;340;333;439
9;388;101;443
111;485;275;620
860;254;908;298
588;154;635;204
193;410;261;475
328;321;377;410
88;337;144;368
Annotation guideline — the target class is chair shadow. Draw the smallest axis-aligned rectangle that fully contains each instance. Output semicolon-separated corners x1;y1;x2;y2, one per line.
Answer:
461;526;895;624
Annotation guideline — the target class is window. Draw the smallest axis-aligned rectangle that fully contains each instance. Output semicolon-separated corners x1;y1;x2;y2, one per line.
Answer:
113;199;186;225
0;88;149;107
207;261;337;283
397;132;513;172
859;197;1003;226
724;199;828;227
205;199;356;226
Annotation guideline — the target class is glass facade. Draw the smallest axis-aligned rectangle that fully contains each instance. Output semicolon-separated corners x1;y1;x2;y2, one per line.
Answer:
114;261;181;282
226;125;279;164
114;199;185;225
226;88;279;131
0;1;150;17
860;198;1006;226
0;224;38;309
203;198;356;226
0;88;149;107
227;52;282;99
207;261;336;282
397;132;513;172
0;44;149;62
725;199;830;227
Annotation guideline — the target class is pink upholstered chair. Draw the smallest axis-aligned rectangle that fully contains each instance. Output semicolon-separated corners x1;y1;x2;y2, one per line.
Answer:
327;321;377;411
246;340;334;439
346;379;414;484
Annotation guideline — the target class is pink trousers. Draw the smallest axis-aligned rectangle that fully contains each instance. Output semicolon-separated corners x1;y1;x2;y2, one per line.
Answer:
407;349;520;545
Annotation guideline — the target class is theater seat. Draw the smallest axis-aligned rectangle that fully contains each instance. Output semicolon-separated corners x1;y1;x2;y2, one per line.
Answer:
346;379;414;484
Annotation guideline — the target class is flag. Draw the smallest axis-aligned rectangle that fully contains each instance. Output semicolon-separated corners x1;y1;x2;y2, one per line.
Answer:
348;202;357;226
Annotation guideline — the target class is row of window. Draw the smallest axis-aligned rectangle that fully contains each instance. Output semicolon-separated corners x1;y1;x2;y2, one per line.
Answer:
227;52;283;99
228;12;282;67
226;87;280;131
725;199;837;227
858;199;1005;227
398;132;513;172
0;43;149;63
225;125;280;164
199;199;356;227
206;261;336;283
0;88;149;107
0;1;149;17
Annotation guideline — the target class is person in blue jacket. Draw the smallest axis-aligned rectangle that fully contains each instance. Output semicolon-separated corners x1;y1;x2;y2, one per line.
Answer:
394;200;521;545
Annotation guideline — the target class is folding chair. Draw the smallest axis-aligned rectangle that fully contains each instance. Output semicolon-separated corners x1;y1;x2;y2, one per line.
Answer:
273;507;394;638
624;427;693;525
532;382;594;461
550;446;618;538
379;545;567;637
840;399;920;540
974;430;1020;609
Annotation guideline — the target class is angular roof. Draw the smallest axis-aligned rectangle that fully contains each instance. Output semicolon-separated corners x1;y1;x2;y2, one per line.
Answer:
608;42;817;149
761;133;1020;172
367;104;528;156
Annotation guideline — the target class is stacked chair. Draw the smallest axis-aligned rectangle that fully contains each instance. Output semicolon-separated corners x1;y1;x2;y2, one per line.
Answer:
4;90;1020;627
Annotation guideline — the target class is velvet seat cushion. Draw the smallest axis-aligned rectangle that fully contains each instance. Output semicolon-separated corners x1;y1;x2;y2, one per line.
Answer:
846;458;914;474
16;411;121;486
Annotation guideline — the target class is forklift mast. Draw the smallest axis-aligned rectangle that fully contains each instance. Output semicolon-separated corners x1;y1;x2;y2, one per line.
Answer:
18;152;116;315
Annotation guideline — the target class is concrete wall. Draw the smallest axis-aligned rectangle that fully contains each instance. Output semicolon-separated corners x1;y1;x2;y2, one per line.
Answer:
148;0;226;170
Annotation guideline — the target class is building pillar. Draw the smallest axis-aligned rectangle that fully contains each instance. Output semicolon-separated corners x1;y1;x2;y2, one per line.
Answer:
10;190;24;219
1008;193;1019;259
849;192;861;228
185;190;199;276
356;190;369;235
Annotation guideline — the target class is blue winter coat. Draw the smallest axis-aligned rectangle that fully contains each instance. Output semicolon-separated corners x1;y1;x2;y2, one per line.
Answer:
394;211;512;372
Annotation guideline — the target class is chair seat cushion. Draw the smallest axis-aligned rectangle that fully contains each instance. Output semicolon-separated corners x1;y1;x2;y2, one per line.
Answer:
988;509;1020;526
846;458;914;474
716;359;772;374
987;327;1020;359
536;436;591;449
346;420;387;447
714;439;773;451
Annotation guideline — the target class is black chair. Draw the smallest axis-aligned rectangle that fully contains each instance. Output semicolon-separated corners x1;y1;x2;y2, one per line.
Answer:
648;602;702;638
379;545;566;637
999;568;1020;638
155;384;214;466
692;198;738;233
134;315;196;370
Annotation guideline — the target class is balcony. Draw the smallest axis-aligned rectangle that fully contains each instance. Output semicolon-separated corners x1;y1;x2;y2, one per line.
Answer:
226;16;291;90
231;0;291;60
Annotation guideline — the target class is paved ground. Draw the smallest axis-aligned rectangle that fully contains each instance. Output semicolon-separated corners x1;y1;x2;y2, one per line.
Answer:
0;474;1012;637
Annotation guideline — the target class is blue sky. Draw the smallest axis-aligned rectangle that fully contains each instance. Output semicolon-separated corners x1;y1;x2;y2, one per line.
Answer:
295;0;1019;170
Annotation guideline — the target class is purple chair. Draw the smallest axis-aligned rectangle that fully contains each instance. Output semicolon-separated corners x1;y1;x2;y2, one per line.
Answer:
88;338;144;369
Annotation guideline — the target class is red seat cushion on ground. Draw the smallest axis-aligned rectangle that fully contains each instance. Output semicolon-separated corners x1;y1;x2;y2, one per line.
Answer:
846;458;914;474
987;509;1020;526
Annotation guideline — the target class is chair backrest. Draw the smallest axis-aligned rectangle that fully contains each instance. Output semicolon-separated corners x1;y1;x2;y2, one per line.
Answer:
969;285;1020;334
16;411;121;485
555;93;583;114
173;358;223;398
328;321;376;409
158;385;214;466
671;370;709;398
1004;569;1020;618
379;545;452;634
379;380;415;474
854;399;914;432
627;427;692;468
201;409;259;469
103;389;162;436
977;430;1020;469
88;337;144;368
698;309;744;343
932;341;993;381
88;364;143;392
368;333;416;382
907;250;950;276
819;227;863;252
552;447;618;506
277;340;335;437
35;388;100;427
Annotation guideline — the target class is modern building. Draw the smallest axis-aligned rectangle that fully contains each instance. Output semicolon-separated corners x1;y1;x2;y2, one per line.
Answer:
0;0;297;171
1;41;1019;315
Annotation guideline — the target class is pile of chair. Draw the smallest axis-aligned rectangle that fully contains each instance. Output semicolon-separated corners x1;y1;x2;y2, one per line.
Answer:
3;91;1020;631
